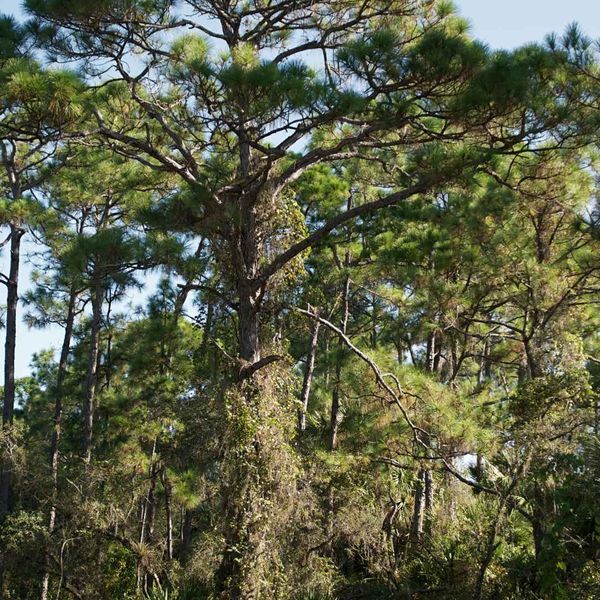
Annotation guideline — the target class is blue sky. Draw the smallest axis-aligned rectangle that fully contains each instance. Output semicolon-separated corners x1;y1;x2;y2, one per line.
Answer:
1;0;600;377
457;0;600;47
2;0;600;46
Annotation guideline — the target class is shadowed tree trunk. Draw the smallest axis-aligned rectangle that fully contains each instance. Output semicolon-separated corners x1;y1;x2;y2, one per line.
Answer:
424;468;434;536
83;280;103;463
410;468;426;546
162;468;174;561
40;287;79;600
0;224;25;518
216;174;269;599
330;274;350;451
143;460;159;594
0;224;25;600
474;500;505;600
298;314;320;432
180;510;193;562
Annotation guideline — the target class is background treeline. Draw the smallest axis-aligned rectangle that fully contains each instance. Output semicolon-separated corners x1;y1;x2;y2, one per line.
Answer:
1;1;600;599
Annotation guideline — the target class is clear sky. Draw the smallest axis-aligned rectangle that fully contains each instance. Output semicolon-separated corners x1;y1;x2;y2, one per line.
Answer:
2;0;599;45
456;0;600;47
1;0;599;377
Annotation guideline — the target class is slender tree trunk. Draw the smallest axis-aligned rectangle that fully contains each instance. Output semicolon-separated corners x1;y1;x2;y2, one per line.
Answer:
83;281;103;463
444;457;457;521
136;441;157;593
40;288;78;600
418;348;437;542
432;331;442;373
143;461;159;594
180;509;193;562
424;468;434;536
298;315;320;432
0;225;25;518
0;225;24;600
330;275;350;451
162;468;173;561
410;468;426;546
179;507;184;545
201;302;214;357
532;511;546;585
478;339;491;386
426;331;436;374
474;500;506;600
324;336;331;387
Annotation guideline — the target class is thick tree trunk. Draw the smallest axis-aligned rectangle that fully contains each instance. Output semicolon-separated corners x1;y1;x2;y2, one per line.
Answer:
298;315;320;432
40;288;78;600
83;282;103;463
218;281;262;599
238;284;260;364
0;225;24;518
217;177;269;599
237;155;261;366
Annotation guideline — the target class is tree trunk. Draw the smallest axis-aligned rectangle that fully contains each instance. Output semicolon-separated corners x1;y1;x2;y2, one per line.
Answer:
83;281;103;463
237;157;261;366
238;281;260;364
143;461;159;594
180;509;193;562
474;500;505;600
410;468;426;546
216;180;268;599
0;225;25;518
41;288;78;600
330;275;350;451
424;468;434;535
426;331;436;374
478;339;491;386
162;469;173;561
0;225;24;600
217;281;263;599
298;315;320;432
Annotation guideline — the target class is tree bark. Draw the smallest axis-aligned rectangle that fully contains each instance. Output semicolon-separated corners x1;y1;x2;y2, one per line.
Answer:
410;468;426;546
474;500;505;600
426;331;436;374
83;281;103;463
143;461;159;594
40;288;78;600
330;275;350;451
180;509;193;562
0;225;24;600
298;315;320;432
162;468;173;561
424;468;434;536
0;225;25;518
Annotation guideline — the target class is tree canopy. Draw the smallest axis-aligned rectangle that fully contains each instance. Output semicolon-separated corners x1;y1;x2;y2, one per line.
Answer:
1;2;600;599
